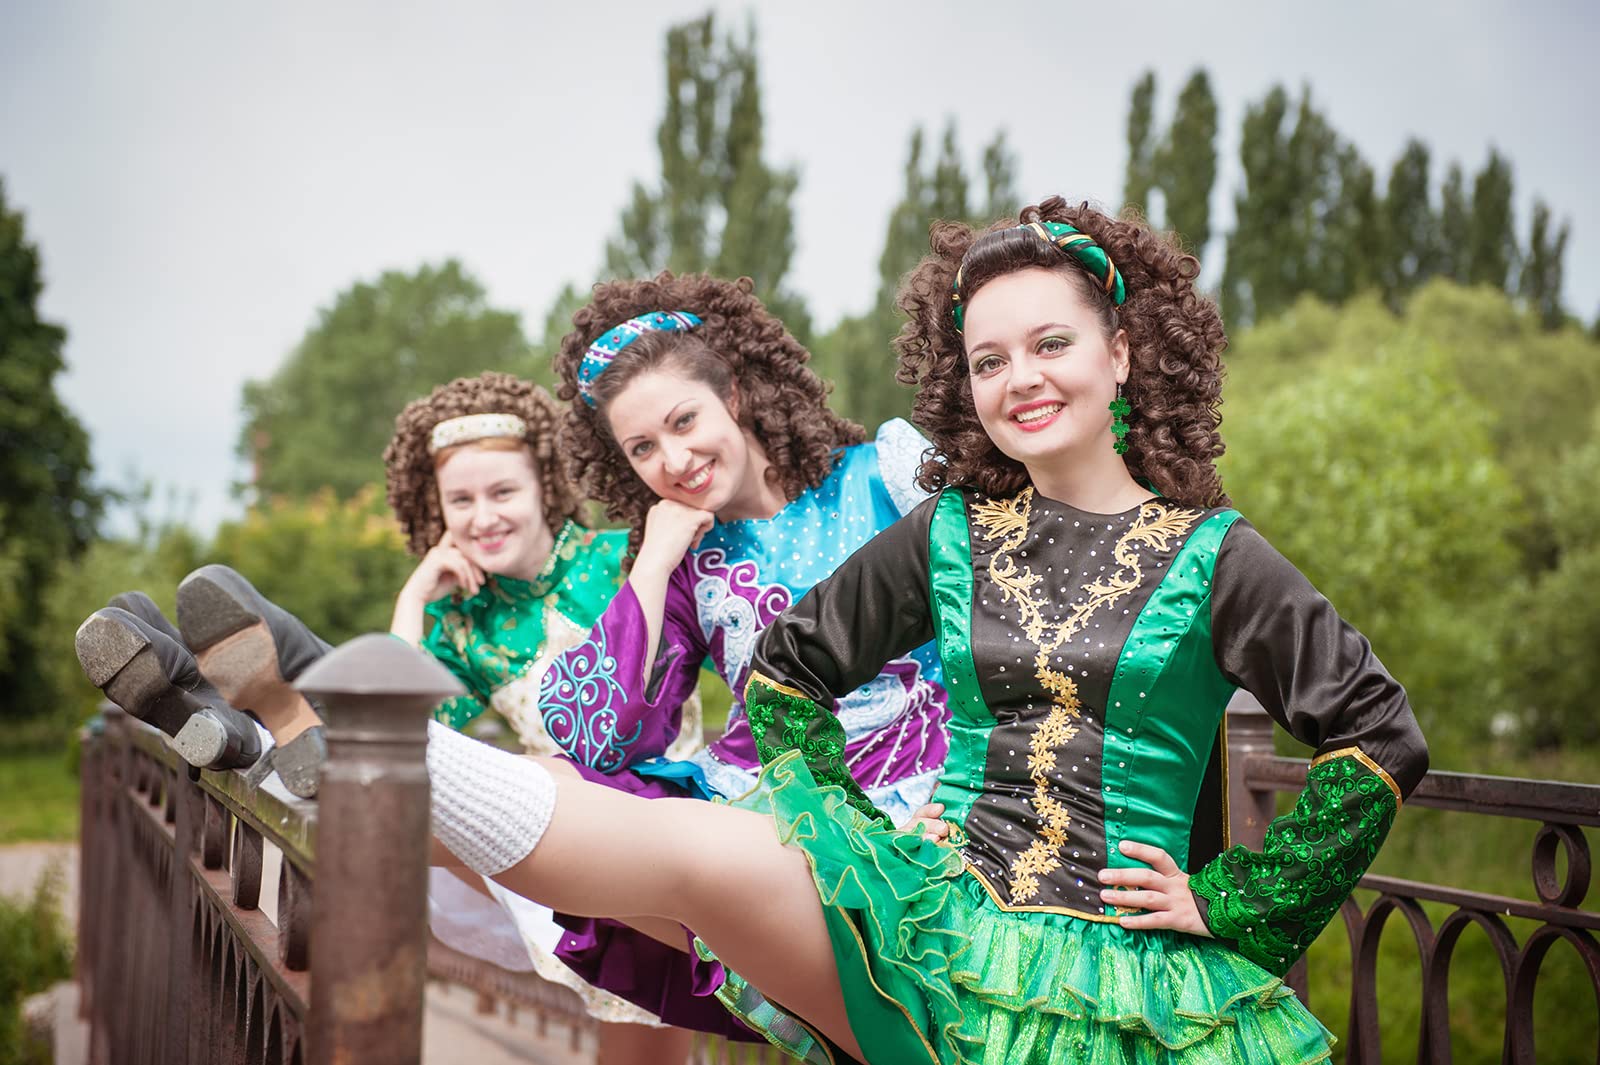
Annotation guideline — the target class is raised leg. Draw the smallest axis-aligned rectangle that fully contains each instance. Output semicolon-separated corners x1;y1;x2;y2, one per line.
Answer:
426;727;861;1059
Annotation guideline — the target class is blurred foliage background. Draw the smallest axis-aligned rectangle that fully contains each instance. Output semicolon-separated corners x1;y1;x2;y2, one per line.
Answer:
3;11;1596;1058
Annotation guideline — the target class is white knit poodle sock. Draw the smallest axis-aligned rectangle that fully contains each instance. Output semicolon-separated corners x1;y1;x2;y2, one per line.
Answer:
426;720;555;876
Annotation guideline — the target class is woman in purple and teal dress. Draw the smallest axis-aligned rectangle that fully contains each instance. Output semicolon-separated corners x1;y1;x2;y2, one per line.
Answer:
529;272;953;1030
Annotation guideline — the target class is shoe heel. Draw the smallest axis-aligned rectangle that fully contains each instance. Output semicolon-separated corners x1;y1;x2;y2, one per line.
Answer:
176;568;262;653
172;711;229;767
272;726;325;799
76;614;191;737
171;708;262;771
194;623;283;709
75;612;151;690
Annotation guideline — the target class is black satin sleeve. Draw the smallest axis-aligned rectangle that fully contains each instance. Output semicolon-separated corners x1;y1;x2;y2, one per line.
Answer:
751;494;939;702
1188;518;1429;975
1210;519;1428;795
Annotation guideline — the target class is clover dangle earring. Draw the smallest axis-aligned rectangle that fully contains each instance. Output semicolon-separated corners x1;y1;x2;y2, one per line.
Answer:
1109;385;1131;455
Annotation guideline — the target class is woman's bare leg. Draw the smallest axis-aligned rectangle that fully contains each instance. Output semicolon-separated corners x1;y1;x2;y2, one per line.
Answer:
487;771;862;1060
182;606;861;1057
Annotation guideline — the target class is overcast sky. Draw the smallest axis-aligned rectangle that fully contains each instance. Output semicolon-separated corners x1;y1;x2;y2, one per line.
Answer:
4;1;1597;533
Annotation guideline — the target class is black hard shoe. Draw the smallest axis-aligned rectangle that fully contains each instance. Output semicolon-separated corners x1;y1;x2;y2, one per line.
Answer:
269;726;327;800
107;590;185;645
75;607;263;771
175;565;332;681
176;565;331;798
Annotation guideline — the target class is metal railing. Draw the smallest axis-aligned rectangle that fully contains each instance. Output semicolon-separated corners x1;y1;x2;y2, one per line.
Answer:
78;640;1596;1063
75;635;782;1064
1225;696;1600;1064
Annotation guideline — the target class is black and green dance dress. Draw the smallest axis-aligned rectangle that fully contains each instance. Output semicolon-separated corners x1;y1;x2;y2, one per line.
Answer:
705;486;1428;1064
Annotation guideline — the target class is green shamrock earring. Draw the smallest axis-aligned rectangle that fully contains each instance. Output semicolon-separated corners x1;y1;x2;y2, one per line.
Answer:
1110;386;1131;455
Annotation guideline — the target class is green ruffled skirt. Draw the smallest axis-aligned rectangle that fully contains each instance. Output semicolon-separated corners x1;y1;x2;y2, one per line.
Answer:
699;751;1334;1065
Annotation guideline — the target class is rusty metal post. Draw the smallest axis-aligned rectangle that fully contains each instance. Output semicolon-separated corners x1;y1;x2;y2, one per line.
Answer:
297;634;463;1065
1223;690;1276;850
165;761;202;1063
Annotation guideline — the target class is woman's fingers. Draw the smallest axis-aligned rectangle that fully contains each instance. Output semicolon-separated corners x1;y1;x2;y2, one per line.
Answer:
1118;839;1180;875
1097;866;1162;889
1118;910;1178;930
1101;839;1210;937
1100;888;1168;910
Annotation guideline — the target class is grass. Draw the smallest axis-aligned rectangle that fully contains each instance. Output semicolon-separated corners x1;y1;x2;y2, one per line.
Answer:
0;745;80;845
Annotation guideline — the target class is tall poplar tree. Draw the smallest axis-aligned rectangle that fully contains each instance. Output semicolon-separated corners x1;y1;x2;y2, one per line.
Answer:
1466;148;1517;290
1438;162;1472;282
604;14;809;338
1381;139;1440;305
0;180;102;719
816;124;1018;430
1122;72;1158;218
1519;200;1570;330
1155;70;1219;258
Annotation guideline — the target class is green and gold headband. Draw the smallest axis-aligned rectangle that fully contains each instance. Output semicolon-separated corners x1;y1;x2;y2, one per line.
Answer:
951;220;1127;334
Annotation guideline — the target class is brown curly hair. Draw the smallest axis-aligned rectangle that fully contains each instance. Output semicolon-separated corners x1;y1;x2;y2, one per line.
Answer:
384;372;581;557
895;196;1230;508
554;272;863;558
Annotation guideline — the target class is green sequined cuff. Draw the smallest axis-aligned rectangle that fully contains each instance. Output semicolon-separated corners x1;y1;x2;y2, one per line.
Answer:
1190;752;1399;976
432;693;488;731
743;671;891;827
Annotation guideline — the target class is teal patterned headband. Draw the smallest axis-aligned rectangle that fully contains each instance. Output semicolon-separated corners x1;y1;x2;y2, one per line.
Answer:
951;221;1127;334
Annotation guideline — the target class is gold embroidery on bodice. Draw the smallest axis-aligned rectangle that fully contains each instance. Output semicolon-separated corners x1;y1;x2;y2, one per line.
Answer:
972;488;1199;902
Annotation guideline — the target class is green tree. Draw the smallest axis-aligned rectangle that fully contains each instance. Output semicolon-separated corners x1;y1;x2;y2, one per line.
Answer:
1224;86;1396;322
604;14;809;338
239;260;534;500
1317;145;1380;304
1224;86;1343;325
207;486;414;645
1223;316;1521;739
1380;139;1439;306
0;179;102;720
929;122;971;224
1122;71;1158;218
1155;69;1219;257
978;130;1021;222
1437;161;1471;281
1518;199;1570;329
1403;280;1600;491
1466;148;1517;289
1504;408;1600;746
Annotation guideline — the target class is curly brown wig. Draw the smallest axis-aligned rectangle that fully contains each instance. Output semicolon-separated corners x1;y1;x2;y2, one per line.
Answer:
384;372;581;557
895;196;1230;508
554;272;863;558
